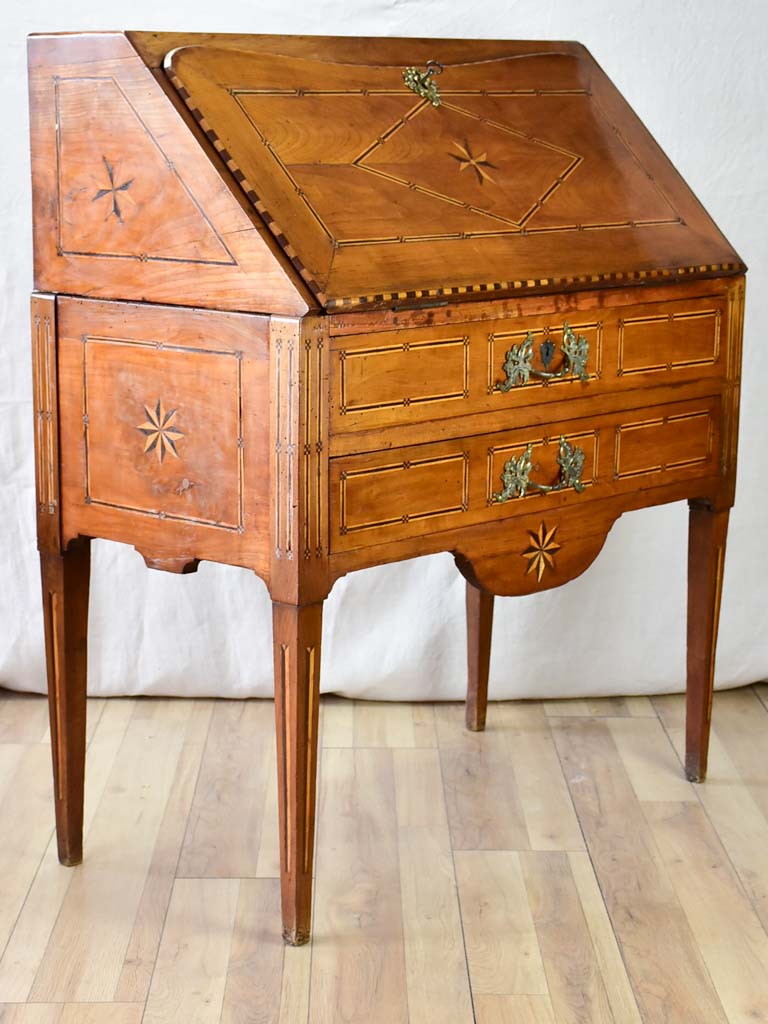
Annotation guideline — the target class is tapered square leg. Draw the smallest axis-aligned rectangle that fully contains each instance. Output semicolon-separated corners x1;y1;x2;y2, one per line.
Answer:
272;601;323;945
39;538;91;866
465;581;494;731
686;502;729;783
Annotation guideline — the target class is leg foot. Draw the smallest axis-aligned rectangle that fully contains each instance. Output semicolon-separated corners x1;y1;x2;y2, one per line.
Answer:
40;538;90;866
686;503;729;783
282;926;311;947
465;581;494;732
684;754;706;785
272;601;323;945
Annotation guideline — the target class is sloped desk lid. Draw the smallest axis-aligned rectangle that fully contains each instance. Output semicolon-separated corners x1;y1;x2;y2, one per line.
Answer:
165;42;743;310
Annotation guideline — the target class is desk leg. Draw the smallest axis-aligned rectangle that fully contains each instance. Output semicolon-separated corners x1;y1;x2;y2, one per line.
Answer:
686;503;729;782
272;601;323;945
466;582;494;731
39;538;90;866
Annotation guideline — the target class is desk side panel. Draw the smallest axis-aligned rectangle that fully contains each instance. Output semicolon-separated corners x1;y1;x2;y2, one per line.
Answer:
28;32;308;316
58;297;272;579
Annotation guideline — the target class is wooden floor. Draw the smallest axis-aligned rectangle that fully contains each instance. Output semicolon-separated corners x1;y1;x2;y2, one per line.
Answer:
0;686;767;1024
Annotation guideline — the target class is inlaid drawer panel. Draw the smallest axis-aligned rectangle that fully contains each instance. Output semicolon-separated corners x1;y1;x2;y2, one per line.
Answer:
614;410;714;479
618;304;721;376
338;334;470;417
330;292;729;435
339;452;470;537
329;396;720;552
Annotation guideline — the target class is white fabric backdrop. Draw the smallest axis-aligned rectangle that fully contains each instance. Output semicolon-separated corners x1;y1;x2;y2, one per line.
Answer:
1;1;766;699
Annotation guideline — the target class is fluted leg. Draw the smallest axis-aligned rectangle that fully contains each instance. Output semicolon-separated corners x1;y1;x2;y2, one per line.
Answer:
272;600;323;944
686;502;729;782
465;581;494;731
39;538;91;865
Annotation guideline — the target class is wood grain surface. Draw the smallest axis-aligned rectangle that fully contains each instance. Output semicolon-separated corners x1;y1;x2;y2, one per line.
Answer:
28;34;308;316
165;39;743;310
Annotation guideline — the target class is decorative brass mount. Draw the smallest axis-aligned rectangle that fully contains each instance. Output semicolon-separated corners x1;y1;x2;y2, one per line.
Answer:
497;322;590;390
403;60;444;106
493;436;586;502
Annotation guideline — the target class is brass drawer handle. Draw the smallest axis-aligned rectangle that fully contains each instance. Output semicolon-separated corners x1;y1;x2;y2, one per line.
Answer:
497;322;589;390
493;436;586;502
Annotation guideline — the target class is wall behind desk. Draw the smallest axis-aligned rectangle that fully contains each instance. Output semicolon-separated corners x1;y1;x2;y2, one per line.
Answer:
1;0;766;699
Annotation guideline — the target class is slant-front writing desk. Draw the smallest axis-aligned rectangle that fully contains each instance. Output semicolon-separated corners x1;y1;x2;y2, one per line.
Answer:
28;32;746;943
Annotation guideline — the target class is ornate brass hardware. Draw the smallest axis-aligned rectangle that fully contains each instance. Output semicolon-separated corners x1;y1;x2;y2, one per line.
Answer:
497;322;589;390
493;436;586;502
403;60;444;106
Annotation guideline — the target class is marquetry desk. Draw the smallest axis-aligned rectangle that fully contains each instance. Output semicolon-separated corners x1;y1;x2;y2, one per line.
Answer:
28;31;746;944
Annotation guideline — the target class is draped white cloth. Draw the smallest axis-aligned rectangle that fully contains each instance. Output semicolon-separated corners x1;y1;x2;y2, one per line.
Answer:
1;0;766;698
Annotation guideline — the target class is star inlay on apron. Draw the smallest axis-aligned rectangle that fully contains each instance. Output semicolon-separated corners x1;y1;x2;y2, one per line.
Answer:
522;522;561;582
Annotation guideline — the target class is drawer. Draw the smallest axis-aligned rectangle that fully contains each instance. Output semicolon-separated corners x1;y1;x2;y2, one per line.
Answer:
329;396;720;552
330;292;727;435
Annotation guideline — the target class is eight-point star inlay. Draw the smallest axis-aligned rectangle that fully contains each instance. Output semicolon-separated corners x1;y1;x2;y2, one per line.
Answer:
449;139;497;185
137;400;184;463
92;156;134;223
522;522;561;582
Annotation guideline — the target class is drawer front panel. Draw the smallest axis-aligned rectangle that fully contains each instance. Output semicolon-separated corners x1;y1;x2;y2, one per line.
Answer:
488;320;603;395
487;430;600;503
618;307;721;376
341;453;469;537
330;291;728;435
615;410;714;479
330;396;720;552
339;334;469;416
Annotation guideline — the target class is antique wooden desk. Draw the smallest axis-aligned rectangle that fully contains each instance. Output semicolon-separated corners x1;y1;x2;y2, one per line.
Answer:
28;32;746;944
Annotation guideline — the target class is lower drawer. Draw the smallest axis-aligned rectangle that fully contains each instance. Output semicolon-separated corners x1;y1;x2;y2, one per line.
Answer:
329;396;720;552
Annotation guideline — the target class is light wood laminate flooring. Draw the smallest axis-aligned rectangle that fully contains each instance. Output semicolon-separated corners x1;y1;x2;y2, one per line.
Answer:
1;685;767;1023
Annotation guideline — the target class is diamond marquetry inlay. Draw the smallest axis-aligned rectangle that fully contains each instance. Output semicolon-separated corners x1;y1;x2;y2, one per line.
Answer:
358;102;581;230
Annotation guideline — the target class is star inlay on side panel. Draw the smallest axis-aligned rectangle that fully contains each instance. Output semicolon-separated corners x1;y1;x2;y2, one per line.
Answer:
137;399;184;462
91;155;134;223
